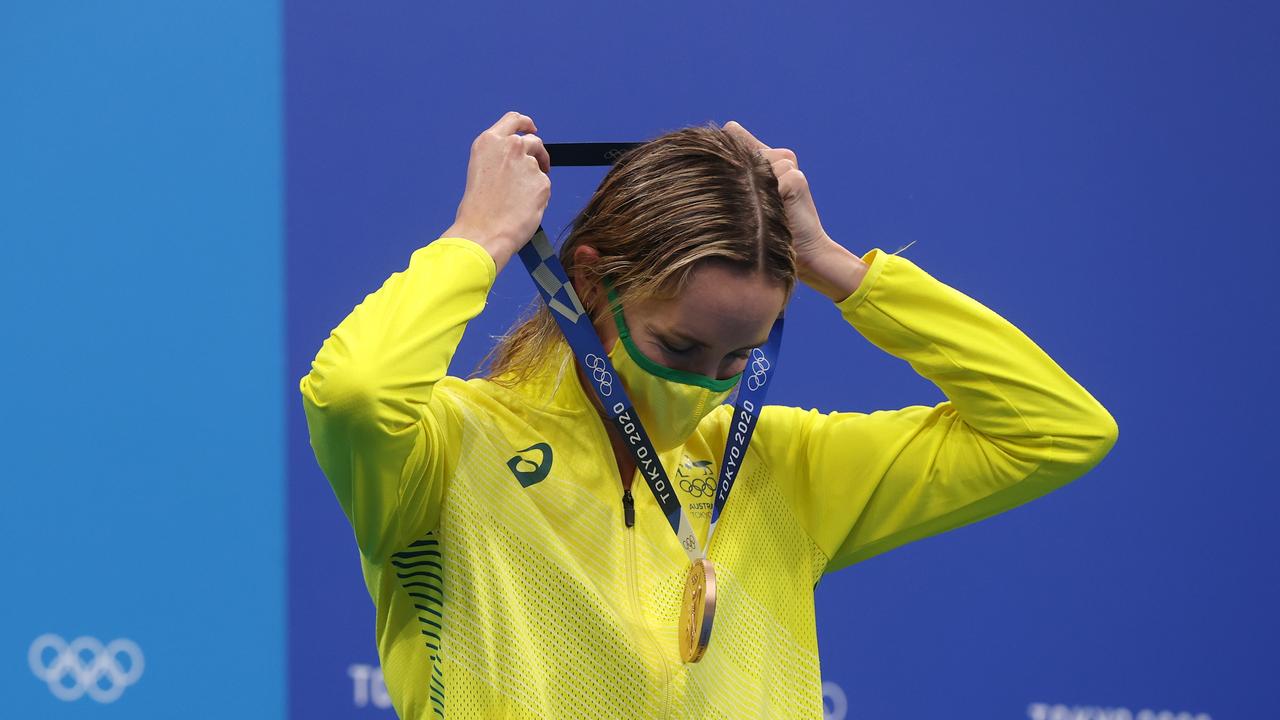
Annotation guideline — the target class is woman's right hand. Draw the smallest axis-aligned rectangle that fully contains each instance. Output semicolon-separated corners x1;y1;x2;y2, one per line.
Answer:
443;111;551;272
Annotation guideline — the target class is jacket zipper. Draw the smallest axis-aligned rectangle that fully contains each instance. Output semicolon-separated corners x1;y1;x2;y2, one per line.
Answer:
623;500;672;720
622;489;636;528
597;410;671;718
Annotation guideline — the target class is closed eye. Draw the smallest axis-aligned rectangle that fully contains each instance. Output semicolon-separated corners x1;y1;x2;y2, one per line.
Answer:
659;338;695;355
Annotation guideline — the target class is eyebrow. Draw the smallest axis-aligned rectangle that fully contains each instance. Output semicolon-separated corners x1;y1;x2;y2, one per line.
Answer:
665;328;770;353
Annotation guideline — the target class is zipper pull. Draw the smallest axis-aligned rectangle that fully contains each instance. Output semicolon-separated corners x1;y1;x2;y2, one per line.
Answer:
622;489;635;528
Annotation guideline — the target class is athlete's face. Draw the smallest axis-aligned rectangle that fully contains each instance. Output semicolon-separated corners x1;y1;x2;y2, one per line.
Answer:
575;249;788;381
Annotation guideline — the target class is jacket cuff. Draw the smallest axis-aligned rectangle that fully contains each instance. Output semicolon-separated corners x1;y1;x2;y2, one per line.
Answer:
833;247;890;313
421;236;498;287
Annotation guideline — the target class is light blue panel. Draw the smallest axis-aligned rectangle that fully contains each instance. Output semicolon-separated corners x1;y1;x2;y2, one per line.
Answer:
0;4;283;717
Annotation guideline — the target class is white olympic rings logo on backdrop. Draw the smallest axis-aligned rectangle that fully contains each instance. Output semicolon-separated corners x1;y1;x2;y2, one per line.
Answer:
28;634;145;703
584;353;613;396
745;347;771;391
822;680;848;720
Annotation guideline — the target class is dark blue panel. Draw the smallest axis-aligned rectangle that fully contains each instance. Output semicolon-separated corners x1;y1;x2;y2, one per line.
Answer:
285;2;1280;718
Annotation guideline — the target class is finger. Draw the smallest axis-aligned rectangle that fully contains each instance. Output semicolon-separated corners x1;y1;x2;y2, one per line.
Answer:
773;163;795;199
522;134;551;174
491;110;537;137
722;120;770;151
776;167;809;201
763;147;798;167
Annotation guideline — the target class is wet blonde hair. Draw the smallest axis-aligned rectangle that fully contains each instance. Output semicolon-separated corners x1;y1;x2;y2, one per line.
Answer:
478;121;796;386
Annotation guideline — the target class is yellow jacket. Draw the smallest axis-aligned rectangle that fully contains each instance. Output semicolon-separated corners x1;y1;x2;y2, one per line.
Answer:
300;236;1118;719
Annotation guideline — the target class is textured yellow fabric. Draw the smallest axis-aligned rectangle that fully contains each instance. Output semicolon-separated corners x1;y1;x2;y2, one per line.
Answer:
300;236;1118;719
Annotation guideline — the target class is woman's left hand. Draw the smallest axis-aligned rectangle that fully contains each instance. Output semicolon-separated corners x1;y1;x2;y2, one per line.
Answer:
721;120;869;302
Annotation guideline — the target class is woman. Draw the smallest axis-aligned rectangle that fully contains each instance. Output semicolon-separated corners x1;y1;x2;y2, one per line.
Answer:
300;111;1118;719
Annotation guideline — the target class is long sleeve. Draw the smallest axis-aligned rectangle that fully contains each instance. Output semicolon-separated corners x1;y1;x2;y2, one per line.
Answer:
299;237;496;560
760;247;1119;573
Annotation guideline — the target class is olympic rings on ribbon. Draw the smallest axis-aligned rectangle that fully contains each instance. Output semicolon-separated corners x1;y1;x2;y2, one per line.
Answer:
584;353;614;396
745;347;771;391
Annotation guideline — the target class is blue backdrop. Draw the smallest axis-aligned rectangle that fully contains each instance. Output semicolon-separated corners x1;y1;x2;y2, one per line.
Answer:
5;2;1277;718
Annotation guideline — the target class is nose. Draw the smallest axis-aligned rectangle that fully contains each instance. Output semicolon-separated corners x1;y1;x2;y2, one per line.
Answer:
669;358;723;380
715;357;748;381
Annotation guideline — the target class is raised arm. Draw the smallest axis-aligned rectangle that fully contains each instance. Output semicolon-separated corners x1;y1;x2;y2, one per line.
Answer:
761;246;1119;572
299;111;550;560
300;238;495;559
717;120;1116;572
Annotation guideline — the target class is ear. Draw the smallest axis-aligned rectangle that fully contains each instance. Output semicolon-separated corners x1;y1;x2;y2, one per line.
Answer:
570;244;605;315
570;244;618;347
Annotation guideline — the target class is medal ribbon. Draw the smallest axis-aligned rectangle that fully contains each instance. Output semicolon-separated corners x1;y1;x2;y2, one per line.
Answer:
516;142;784;560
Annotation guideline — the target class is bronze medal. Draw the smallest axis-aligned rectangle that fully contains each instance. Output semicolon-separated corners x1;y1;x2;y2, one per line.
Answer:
678;558;718;663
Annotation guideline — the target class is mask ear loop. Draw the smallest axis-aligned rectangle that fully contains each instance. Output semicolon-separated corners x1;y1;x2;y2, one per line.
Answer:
600;276;629;332
601;276;645;359
600;276;622;312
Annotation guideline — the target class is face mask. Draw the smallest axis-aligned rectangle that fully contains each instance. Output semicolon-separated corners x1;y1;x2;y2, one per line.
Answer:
603;282;741;452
